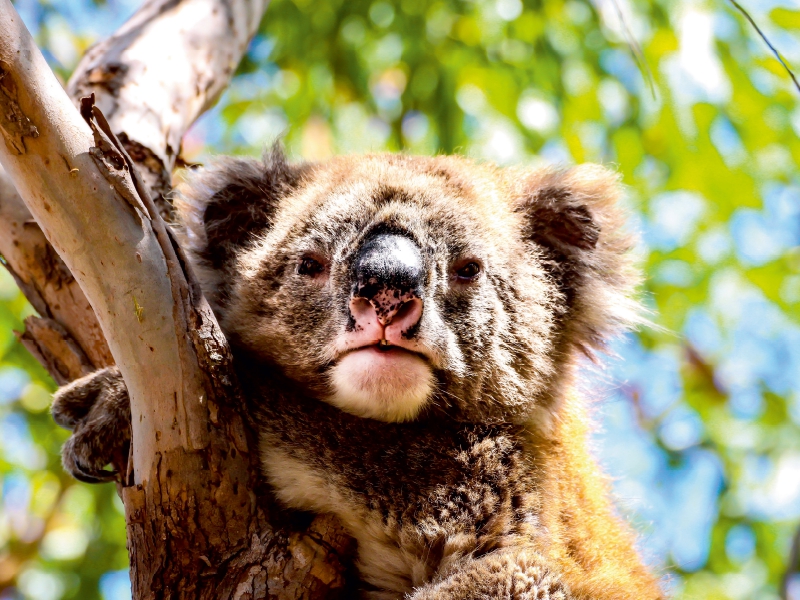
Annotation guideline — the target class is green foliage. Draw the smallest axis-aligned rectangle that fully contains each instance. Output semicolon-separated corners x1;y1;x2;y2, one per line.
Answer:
2;0;800;598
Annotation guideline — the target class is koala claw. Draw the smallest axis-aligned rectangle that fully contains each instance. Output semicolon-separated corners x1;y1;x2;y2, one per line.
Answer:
51;366;131;484
60;430;120;484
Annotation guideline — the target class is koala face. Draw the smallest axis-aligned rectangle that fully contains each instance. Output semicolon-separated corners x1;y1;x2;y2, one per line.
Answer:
176;149;639;425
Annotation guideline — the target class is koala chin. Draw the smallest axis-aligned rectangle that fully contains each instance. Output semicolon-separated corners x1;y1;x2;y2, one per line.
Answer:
52;147;664;600
327;348;434;422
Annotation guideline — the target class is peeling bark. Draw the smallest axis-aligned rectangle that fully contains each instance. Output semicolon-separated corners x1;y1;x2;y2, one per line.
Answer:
0;0;352;597
0;60;40;154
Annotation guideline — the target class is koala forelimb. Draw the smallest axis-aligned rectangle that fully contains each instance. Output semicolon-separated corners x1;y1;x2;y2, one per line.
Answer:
51;366;130;484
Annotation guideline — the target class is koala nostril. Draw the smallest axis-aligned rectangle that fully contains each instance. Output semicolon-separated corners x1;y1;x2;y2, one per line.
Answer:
350;298;374;327
387;298;423;334
393;299;413;323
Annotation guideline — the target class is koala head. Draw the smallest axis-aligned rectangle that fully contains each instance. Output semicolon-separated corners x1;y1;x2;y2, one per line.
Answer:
175;147;640;426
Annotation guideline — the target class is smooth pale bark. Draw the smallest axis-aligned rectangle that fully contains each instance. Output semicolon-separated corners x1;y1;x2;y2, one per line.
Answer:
0;164;112;378
0;0;273;367
0;0;202;481
67;0;270;210
0;0;351;597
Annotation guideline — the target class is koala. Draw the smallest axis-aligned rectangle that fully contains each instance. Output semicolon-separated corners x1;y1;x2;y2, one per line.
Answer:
52;147;663;599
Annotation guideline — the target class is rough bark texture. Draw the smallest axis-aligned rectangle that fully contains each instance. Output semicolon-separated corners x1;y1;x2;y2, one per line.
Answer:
0;0;352;597
15;315;95;384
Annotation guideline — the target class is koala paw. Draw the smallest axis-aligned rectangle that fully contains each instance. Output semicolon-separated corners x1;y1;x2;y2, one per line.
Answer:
409;549;572;600
51;366;131;484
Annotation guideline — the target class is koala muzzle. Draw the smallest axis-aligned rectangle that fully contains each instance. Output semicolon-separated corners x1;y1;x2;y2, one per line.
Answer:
350;233;424;336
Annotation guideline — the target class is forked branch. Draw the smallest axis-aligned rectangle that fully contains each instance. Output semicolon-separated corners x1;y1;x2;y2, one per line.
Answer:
0;0;351;596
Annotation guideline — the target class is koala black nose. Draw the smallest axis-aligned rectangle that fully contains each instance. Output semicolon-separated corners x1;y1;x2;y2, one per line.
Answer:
352;233;424;328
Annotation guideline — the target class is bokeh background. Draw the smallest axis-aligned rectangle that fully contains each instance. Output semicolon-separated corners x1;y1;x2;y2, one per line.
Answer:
1;0;799;598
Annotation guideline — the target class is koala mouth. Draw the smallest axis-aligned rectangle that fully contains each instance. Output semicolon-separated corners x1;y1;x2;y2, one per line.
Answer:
346;340;428;361
326;340;435;422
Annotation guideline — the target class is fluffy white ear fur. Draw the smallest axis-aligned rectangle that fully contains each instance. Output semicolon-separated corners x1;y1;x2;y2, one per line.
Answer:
326;350;434;422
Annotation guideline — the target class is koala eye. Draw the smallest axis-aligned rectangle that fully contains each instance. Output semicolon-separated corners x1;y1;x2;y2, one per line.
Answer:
453;260;482;282
298;255;325;277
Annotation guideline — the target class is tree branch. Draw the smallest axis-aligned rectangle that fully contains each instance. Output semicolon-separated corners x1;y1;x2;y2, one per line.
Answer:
1;3;199;477
727;0;800;96
0;0;352;596
0;163;114;369
67;0;270;214
15;315;95;384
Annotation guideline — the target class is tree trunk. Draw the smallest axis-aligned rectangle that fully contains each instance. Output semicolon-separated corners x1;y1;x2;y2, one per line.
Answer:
0;0;352;597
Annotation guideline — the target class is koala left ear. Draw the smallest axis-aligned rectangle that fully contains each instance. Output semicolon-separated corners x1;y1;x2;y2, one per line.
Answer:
173;145;310;312
516;164;643;353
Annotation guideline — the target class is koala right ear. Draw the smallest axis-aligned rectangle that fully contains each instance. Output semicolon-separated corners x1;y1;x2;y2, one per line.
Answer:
174;146;309;310
515;164;643;355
